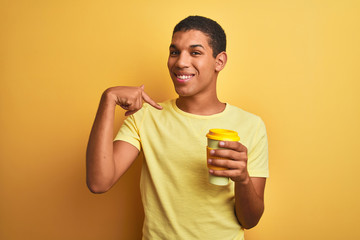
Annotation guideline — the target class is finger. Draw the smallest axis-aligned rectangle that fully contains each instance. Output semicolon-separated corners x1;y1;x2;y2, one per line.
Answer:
120;104;129;110
141;87;163;110
218;141;247;153
209;148;246;161
125;109;139;116
209;169;248;182
210;168;241;176
142;92;163;110
120;101;132;110
208;158;245;170
136;89;143;110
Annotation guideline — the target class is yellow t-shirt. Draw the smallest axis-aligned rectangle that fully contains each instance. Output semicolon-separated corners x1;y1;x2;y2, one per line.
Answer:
115;99;269;240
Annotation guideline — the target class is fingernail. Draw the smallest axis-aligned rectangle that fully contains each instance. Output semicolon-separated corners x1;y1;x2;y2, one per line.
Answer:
208;159;212;163
210;150;215;155
219;141;225;147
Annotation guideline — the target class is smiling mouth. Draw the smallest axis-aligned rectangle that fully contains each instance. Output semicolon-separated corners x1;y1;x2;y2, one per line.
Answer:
175;74;195;83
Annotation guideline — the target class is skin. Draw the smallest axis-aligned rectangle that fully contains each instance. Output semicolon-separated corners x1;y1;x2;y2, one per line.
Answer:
168;30;227;115
86;29;266;229
86;85;162;193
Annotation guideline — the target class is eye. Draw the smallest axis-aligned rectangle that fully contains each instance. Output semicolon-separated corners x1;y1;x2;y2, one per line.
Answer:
191;51;201;56
170;50;179;56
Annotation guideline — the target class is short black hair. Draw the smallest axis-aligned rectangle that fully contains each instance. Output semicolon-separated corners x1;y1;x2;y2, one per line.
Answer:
173;16;226;58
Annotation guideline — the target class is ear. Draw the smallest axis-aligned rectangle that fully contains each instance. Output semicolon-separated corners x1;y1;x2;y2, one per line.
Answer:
215;51;227;72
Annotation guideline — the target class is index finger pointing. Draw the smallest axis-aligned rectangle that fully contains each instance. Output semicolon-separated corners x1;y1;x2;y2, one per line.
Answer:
141;91;163;110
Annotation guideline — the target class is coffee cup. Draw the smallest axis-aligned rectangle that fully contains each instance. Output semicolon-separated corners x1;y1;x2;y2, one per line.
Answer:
206;129;240;186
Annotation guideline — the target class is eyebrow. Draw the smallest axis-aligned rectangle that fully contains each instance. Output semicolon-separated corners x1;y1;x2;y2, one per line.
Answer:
190;44;205;49
169;44;205;49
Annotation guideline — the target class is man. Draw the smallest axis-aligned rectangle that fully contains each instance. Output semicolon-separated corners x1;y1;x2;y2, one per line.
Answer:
86;16;268;239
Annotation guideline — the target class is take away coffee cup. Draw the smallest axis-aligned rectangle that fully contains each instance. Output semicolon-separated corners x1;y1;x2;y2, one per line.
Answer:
206;129;240;186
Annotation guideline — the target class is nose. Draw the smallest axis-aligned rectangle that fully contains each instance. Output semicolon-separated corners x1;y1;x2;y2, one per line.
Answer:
175;52;190;69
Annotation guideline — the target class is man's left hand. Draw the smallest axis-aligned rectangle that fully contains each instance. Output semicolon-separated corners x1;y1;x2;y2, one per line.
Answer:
208;141;249;183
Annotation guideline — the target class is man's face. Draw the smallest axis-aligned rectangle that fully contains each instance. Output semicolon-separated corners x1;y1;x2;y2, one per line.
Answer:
167;30;219;98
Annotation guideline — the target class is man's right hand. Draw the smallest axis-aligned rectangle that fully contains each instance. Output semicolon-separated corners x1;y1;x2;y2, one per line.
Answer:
104;85;163;116
86;85;162;193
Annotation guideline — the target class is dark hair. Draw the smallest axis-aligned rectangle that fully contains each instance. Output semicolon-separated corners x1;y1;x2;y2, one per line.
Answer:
173;16;226;58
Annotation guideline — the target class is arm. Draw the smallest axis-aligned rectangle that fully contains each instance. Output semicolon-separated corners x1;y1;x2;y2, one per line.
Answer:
208;141;266;229
234;176;266;229
86;85;162;193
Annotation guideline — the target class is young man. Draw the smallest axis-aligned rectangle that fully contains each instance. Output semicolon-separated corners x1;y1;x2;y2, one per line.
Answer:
86;16;269;239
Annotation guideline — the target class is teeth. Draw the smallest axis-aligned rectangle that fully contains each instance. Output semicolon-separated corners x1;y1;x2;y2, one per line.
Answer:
177;75;192;80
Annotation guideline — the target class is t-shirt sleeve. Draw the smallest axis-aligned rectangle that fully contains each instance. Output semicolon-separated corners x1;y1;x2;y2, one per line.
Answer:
247;117;269;178
114;114;141;151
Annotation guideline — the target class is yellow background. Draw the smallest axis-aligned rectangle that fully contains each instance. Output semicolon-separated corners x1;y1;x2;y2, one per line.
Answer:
1;0;359;239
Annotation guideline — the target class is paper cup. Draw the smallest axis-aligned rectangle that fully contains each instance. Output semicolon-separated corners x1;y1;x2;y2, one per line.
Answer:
206;129;240;186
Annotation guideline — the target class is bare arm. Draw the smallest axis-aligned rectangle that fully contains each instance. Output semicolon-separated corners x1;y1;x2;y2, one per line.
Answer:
208;141;266;229
86;86;162;193
234;177;266;229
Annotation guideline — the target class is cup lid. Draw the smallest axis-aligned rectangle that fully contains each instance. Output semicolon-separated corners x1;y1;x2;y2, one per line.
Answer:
206;129;240;141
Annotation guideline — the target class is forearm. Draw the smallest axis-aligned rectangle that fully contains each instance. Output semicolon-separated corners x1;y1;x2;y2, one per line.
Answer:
86;91;117;193
234;176;265;229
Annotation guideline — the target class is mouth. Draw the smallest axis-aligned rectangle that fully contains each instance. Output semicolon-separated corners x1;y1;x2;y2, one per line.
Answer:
175;74;195;83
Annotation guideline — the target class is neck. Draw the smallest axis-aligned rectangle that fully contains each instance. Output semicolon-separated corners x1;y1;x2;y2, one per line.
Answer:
176;95;226;115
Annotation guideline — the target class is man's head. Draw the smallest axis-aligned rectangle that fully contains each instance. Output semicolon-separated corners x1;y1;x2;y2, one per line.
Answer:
173;16;226;58
168;16;228;98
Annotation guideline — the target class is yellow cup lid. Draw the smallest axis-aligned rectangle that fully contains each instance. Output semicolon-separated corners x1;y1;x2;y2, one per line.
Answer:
206;129;240;141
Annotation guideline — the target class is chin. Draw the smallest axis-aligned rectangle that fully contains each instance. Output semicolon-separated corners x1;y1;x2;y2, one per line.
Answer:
175;89;191;97
172;82;199;98
176;91;198;99
175;89;188;97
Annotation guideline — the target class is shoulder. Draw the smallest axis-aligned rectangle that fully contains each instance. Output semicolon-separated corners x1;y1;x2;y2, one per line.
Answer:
224;104;267;139
226;104;263;123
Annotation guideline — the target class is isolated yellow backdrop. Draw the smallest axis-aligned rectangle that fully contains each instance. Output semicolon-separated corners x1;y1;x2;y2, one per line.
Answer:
1;0;360;239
